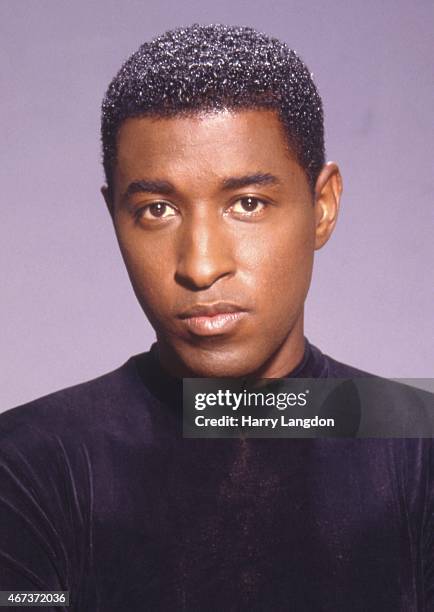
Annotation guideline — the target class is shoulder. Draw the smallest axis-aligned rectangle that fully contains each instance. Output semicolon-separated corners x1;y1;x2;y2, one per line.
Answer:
0;355;148;440
318;347;433;412
324;355;373;378
0;355;157;511
308;342;375;377
307;342;434;435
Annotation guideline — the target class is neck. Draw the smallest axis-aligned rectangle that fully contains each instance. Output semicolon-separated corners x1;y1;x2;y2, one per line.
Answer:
250;315;306;379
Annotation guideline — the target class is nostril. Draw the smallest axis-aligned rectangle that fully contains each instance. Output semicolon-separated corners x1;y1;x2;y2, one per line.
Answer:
174;266;232;291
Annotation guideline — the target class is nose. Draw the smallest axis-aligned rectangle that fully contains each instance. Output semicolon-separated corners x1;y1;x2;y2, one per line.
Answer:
175;213;235;290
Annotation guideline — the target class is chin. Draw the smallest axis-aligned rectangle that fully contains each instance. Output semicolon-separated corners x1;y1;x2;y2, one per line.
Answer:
178;345;264;378
189;363;251;378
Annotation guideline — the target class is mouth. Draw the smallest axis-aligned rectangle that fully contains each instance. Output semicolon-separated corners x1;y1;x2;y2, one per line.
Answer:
177;302;249;337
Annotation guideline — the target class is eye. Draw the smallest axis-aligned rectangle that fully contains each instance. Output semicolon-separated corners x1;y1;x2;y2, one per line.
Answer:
138;202;177;220
230;196;267;216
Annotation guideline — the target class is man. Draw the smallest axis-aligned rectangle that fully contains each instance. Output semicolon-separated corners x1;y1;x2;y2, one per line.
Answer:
0;24;433;611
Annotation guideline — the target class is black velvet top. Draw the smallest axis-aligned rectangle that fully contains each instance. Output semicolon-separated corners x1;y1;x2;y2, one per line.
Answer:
0;341;433;611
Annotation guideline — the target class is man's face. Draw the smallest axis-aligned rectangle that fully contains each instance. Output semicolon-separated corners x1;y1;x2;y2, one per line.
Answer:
107;109;338;377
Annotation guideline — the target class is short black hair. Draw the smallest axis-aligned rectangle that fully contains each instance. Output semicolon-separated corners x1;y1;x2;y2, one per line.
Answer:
101;24;325;196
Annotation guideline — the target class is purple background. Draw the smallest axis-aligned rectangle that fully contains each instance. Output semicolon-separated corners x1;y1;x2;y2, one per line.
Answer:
1;0;433;411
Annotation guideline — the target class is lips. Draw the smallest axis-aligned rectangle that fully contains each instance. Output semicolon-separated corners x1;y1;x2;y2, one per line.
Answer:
178;302;248;337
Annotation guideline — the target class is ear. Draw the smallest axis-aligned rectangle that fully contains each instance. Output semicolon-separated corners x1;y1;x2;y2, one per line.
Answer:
101;185;114;219
314;162;343;250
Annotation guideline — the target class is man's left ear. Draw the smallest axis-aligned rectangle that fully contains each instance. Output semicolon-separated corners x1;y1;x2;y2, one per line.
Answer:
314;162;343;250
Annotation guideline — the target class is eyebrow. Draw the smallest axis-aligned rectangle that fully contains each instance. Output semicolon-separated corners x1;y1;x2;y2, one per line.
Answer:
123;179;175;200
122;172;281;201
222;173;281;190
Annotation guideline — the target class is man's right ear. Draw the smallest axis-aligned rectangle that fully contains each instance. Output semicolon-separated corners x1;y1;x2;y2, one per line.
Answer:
101;185;114;219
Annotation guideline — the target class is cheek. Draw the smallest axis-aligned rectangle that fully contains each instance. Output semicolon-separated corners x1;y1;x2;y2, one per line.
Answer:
115;226;173;308
237;214;315;303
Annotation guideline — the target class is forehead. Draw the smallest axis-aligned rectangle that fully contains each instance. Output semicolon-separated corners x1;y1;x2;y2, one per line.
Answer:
114;109;302;186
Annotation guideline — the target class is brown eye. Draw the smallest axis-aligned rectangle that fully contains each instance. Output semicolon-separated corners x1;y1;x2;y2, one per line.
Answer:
231;197;266;215
140;202;177;220
149;203;168;217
